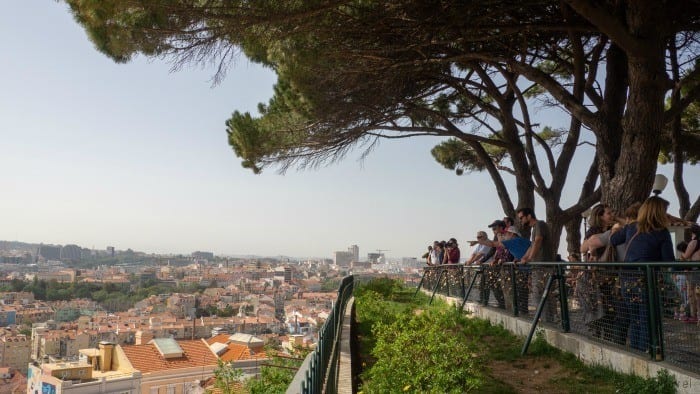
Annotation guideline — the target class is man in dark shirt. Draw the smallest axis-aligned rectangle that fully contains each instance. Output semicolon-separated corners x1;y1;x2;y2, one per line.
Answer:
517;208;556;321
518;208;553;264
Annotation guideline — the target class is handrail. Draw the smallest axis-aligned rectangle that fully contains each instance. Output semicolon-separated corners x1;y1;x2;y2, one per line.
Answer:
288;275;354;394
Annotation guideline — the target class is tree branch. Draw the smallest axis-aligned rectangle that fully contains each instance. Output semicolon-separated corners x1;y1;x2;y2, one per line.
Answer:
685;195;700;223
506;61;600;131
664;68;700;124
564;0;649;57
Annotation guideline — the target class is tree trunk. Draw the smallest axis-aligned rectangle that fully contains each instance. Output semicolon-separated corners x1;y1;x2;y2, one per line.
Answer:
596;44;627;213
685;196;700;223
669;40;691;218
564;218;583;258
544;204;566;259
601;3;667;212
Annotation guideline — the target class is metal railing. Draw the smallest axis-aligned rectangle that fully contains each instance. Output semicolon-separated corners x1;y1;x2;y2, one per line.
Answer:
416;261;700;374
288;275;354;394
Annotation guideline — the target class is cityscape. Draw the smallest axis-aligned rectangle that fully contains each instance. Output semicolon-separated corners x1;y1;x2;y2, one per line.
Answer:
0;240;420;393
2;1;699;393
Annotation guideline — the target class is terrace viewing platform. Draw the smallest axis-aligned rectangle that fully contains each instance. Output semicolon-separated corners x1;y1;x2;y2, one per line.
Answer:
290;264;700;393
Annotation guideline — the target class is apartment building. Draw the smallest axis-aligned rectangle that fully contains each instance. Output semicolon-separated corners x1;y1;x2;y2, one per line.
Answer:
26;342;142;394
0;334;30;373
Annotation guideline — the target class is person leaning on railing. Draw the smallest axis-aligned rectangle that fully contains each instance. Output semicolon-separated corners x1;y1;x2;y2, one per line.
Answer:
577;204;615;339
610;196;675;353
430;241;444;266
581;202;641;346
444;238;461;264
581;203;642;262
677;225;700;323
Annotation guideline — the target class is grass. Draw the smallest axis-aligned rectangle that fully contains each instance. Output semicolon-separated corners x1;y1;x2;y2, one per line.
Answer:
353;278;677;394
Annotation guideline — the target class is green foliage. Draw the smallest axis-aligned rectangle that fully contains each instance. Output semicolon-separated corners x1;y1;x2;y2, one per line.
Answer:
16;278;198;312
431;138;507;174
354;277;403;299
615;369;677;394
355;279;483;393
364;308;483;393
527;329;560;357
245;354;302;394
355;279;678;394
212;359;243;394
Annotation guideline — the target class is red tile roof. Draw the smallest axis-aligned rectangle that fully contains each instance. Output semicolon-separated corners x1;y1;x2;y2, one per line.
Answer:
121;339;217;373
206;335;266;362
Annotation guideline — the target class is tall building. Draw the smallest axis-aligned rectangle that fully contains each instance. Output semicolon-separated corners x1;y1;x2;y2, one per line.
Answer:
333;251;353;268
60;245;81;262
36;245;61;262
0;334;30;373
106;246;115;258
348;245;359;262
284;267;293;283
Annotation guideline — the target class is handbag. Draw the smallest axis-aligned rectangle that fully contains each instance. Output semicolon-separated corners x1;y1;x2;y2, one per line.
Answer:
599;244;617;262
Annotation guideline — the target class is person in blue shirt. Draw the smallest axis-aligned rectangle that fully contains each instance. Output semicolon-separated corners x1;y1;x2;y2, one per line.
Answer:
610;196;674;352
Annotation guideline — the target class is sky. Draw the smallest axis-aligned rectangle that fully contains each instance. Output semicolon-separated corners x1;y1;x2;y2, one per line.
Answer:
1;3;698;259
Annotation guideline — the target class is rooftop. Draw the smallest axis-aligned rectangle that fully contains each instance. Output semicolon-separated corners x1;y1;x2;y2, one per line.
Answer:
206;334;266;362
121;339;217;373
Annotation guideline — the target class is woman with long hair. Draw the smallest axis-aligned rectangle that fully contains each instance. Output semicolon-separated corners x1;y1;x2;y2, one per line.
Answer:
611;196;675;352
577;204;615;337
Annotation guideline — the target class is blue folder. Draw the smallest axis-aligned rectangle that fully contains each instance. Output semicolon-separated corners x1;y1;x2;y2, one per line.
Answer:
502;237;531;260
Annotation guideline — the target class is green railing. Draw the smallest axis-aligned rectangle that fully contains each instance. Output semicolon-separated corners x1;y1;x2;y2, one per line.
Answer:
288;275;354;394
417;261;700;374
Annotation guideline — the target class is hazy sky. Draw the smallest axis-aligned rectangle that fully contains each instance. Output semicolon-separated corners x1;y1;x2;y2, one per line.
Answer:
1;3;698;259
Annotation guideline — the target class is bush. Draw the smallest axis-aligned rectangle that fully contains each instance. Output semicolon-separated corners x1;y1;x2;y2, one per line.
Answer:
355;280;484;393
616;369;677;394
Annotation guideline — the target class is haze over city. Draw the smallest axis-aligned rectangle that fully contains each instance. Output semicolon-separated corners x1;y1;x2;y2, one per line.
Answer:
1;2;698;259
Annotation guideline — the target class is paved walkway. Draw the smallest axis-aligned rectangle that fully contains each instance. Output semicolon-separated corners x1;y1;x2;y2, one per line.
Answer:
337;297;354;394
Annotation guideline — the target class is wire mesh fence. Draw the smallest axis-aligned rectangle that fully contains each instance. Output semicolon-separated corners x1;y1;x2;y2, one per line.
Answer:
418;262;700;374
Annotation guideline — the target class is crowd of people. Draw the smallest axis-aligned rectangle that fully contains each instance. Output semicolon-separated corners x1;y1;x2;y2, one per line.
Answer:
421;197;700;354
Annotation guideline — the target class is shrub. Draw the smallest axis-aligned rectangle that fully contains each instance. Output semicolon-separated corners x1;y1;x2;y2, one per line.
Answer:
361;307;483;393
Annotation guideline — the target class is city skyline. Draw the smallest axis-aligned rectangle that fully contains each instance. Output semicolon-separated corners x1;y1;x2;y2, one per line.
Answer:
1;3;698;259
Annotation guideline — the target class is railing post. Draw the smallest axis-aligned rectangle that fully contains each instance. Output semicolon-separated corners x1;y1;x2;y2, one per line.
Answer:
521;272;556;355
510;263;518;317
311;355;317;393
460;267;481;310
430;269;446;305
480;266;488;305
645;265;663;361
557;264;570;332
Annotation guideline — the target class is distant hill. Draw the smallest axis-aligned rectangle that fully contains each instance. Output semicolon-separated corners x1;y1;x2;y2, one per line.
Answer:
0;240;43;254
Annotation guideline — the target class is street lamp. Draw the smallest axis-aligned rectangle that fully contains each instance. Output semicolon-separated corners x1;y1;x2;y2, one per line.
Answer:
581;208;592;235
652;174;668;196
